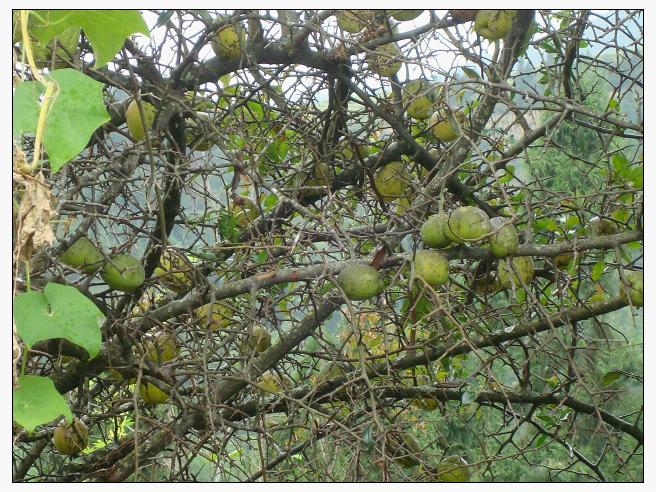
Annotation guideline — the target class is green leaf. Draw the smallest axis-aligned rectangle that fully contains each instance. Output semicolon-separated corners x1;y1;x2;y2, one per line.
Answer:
534;434;547;447
13;282;104;358
13;375;72;432
578;40;589;48
461;66;480;79
29;10;150;68
591;260;605;281
45;69;111;170
264;194;279;210
12;81;43;137
461;391;476;405
601;371;622;387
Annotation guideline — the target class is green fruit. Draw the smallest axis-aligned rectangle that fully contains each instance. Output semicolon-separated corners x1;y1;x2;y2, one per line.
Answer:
474;10;515;41
210;20;245;59
403;80;435;120
196;302;235;331
340;140;370;161
255;371;293;395
154;250;194;293
139;381;170;404
388;10;424;22
498;256;535;288
420;213;452;248
590;216;619;236
366;43;402;77
317;361;346;382
337;264;383;301
373;161;410;201
488;217;519;257
101;254;145;292
126;100;156;142
336;10;371;33
414;250;449;287
60;237;104;272
301;161;334;197
107;368;136;384
52;418;88;455
241;325;271;354
412;397;439;411
185;115;214;151
230;197;260;227
446;206;492;244
436;456;471;482
430;110;465;142
622;271;643;307
144;331;178;364
387;432;422;468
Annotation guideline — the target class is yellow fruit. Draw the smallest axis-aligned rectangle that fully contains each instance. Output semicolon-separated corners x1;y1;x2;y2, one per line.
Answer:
101;254;145;292
139;381;170;404
336;10;371;33
337;264;383;301
60;237;104;273
414;250;450;287
52;418;88;456
340;140;370;161
498;256;535;288
436;456;471;482
412;397;439;411
196;301;236;331
446;206;492;244
107;368;136;384
240;325;272;355
430;110;465;142
420;213;452;248
388;10;424;22
211;20;245;59
622;271;643;307
300;162;334;197
230;197;260;227
474;10;515;41
402;79;435;120
373;161;410;201
126;100;156;141
488;217;519;257
255;371;292;395
366;43;402;77
143;331;178;364
153;250;194;293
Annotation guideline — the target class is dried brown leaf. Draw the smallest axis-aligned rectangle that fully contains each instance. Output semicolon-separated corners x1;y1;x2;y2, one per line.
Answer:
15;171;56;261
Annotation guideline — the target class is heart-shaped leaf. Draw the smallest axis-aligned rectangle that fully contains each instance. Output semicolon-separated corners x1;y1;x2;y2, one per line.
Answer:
13;375;72;432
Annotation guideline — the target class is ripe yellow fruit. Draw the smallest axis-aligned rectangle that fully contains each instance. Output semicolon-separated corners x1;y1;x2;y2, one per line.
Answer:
337;264;383;301
139;381;169;404
488;217;519;258
373;161;410;201
211;20;245;59
436;456;471;482
336;10;371;33
143;331;179;364
154;250;194;293
388;10;424;22
255;370;293;395
240;325;272;355
622;271;643;307
402;80;435;120
414;250;450;287
498;256;535;288
366;43;402;77
126;100;156;142
101;254;145;292
60;237;104;273
52;418;88;455
420;213;452;248
474;10;515;41
430;110;465;142
446;206;492;244
196;301;235;331
230;197;260;227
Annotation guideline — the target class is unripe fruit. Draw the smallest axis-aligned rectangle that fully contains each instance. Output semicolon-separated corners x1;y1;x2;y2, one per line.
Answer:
101;254;145;292
126;100;156;142
143;331;178;364
414;250;449;287
185;115;213;151
590;216;619;236
373;161;410;201
622;271;643;307
430;110;465;142
498;256;535;288
317;361;346;382
436;456;471;482
52;418;88;455
388;10;424;22
366;43;402;77
412;397;439;411
255;370;293;395
474;10;515;41
336;10;371;33
387;432;422;468
300;162;334;197
403;80;434;120
139;381;169;404
420;213;452;248
210;20;245;59
153;250;194;293
240;325;271;354
230;197;260;227
488;217;519;257
446;206;492;244
196;302;235;331
60;237;104;273
337;264;383;301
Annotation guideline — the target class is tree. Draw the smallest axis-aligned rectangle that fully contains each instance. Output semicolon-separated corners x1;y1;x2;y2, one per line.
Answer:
12;9;643;483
